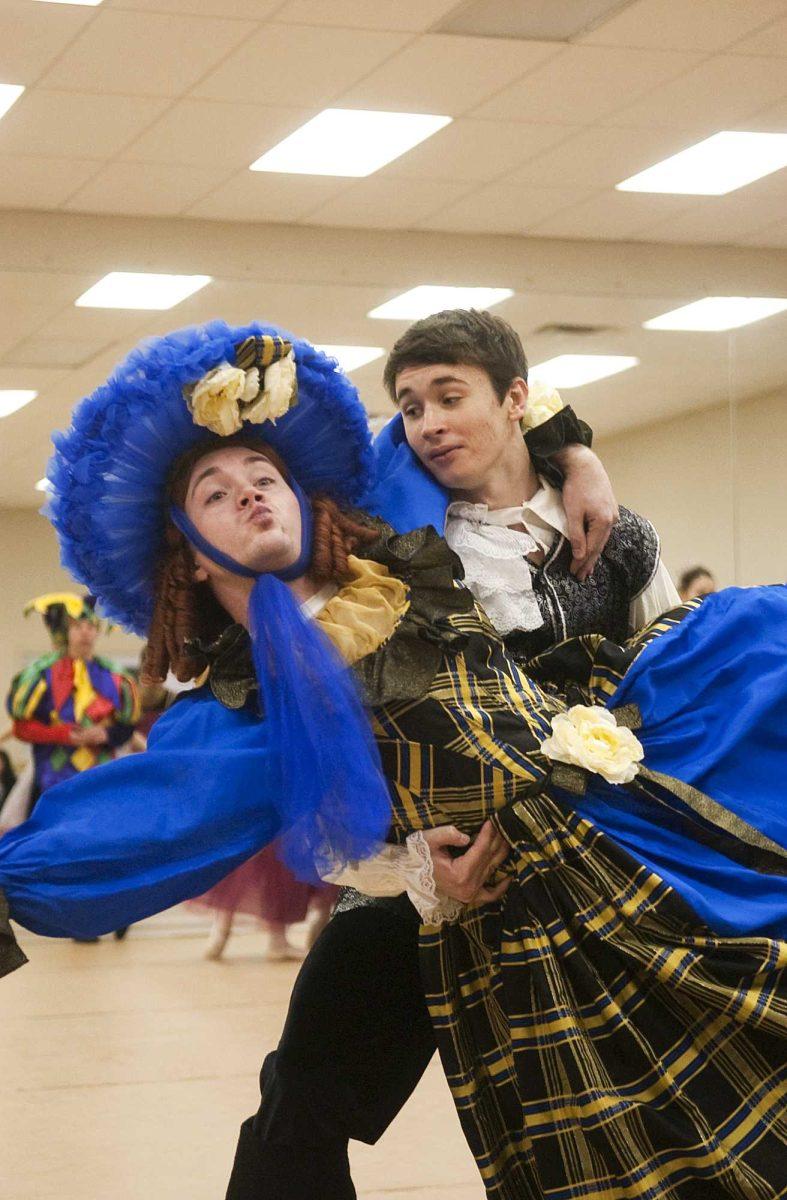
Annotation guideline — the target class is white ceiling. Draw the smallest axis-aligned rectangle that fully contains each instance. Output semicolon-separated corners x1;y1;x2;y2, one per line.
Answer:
1;0;786;507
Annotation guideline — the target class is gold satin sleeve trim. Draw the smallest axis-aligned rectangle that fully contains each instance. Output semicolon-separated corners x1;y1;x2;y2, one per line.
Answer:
315;555;409;665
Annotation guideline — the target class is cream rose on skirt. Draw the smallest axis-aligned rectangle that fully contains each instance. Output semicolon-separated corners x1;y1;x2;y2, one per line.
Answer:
541;705;644;785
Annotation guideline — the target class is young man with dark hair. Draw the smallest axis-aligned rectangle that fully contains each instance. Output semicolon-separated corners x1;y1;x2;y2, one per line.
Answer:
228;310;679;1200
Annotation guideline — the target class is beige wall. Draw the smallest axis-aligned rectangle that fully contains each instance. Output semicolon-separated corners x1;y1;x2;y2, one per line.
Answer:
596;386;787;591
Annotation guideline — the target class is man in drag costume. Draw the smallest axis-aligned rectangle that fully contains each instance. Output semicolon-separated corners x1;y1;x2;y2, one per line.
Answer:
0;321;785;1200
6;593;139;803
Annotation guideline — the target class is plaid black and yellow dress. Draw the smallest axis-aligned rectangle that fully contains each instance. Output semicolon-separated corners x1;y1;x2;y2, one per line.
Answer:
360;533;787;1200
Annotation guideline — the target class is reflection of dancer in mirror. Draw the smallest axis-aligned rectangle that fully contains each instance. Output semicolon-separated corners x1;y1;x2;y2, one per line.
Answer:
0;322;785;1200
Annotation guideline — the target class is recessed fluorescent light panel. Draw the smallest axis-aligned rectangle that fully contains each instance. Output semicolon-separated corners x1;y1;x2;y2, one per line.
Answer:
644;297;787;331
250;109;452;177
315;345;385;373
369;286;514;321
618;131;787;195
0;390;38;418
75;272;212;310
530;355;638;388
0;84;24;122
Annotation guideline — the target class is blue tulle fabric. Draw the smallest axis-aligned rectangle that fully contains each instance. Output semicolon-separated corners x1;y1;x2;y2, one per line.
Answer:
562;585;787;938
361;414;449;533
46;322;375;636
248;575;391;882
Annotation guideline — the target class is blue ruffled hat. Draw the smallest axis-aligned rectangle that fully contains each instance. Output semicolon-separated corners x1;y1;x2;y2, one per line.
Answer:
46;320;375;636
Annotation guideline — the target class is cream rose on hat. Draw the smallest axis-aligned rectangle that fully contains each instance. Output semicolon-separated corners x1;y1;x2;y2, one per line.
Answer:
185;350;296;437
541;704;644;786
522;380;564;431
244;352;296;424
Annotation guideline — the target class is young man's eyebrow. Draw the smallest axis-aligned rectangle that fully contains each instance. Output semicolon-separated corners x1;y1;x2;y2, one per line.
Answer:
396;375;467;403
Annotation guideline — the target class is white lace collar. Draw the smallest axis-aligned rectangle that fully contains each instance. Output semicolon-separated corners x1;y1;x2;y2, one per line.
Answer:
444;481;568;636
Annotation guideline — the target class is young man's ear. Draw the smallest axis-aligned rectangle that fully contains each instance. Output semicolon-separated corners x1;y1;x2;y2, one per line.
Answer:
507;378;529;423
193;562;209;583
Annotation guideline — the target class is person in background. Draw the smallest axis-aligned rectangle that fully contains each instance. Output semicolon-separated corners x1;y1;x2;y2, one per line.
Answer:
6;593;140;942
6;594;140;802
678;565;717;601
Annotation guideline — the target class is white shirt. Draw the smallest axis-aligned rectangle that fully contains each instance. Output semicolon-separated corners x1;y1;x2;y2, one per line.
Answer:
445;479;679;637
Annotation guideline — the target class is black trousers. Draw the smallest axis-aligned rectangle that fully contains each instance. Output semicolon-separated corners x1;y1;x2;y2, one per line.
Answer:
225;900;436;1199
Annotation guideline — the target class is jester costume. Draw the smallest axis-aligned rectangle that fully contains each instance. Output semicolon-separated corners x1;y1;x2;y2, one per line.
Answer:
7;594;139;798
0;321;784;1200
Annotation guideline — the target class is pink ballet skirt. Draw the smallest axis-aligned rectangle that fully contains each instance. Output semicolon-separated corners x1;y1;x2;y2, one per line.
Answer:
187;842;336;926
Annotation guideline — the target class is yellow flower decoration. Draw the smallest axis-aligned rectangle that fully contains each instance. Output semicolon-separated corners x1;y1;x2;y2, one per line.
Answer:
541;704;644;786
185;352;296;437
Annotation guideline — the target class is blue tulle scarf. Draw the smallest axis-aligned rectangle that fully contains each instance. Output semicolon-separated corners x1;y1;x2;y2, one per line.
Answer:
168;492;392;882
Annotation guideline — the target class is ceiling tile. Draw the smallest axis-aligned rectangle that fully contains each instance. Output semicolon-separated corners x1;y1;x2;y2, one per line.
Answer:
118;100;309;169
0;272;96;357
2;336;115;369
525;189;693;239
300;176;473;229
636;191;787;244
0;90;169;159
0;156;100;211
579;0;787;52
605;54;787;133
415;182;592;234
740;97;787;130
62;161;225;217
505;125;702;190
38;10;257;98
272;0;460;32
472;45;701;125
0;1;97;85
728;13;787;54
379;118;581;182
191;24;410;107
184;169;348;221
40;304;157;344
336;33;562;116
106;0;281;17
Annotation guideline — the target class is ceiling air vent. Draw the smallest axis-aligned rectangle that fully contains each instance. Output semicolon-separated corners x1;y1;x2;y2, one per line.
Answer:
436;0;638;42
533;323;614;336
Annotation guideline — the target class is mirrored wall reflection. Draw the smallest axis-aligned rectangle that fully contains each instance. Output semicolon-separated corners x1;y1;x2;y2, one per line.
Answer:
559;296;787;595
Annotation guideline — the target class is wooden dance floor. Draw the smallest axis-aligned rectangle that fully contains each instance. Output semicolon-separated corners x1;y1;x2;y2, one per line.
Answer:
2;907;481;1199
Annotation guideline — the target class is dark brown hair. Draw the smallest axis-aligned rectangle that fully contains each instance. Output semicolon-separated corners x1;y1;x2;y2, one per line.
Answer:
143;434;378;683
382;308;528;402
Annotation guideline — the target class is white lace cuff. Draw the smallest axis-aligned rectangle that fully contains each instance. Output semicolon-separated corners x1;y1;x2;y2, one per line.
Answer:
322;833;464;927
404;830;465;926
